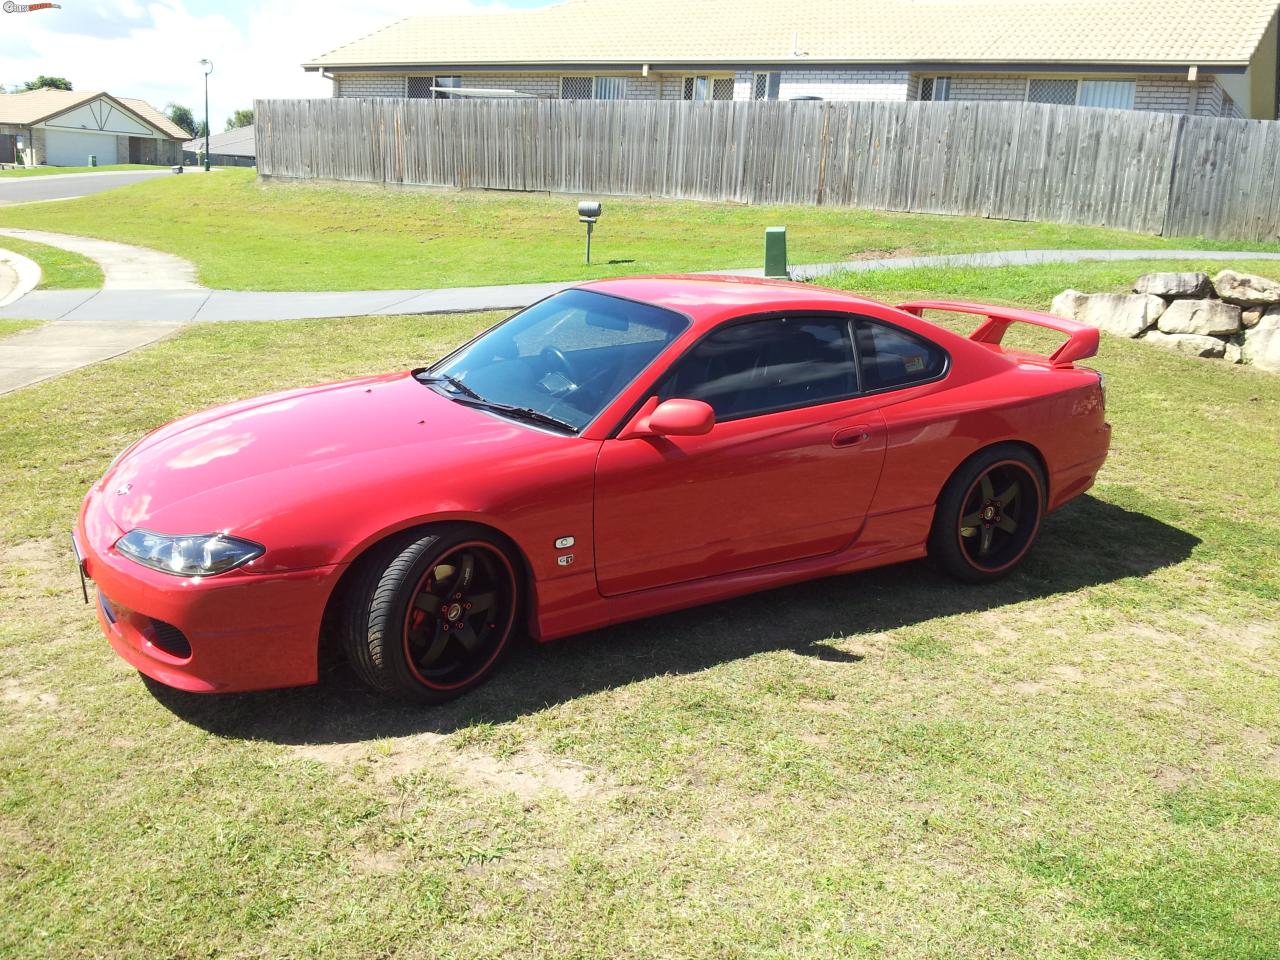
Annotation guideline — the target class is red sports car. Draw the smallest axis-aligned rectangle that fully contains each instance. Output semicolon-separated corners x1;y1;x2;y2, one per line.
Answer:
73;276;1109;702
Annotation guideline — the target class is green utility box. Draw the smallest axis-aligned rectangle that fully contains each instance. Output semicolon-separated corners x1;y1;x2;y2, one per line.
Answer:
764;226;788;279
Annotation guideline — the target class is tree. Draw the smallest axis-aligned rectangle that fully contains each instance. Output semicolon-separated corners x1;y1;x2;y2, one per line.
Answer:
165;103;196;138
21;76;72;91
225;108;254;131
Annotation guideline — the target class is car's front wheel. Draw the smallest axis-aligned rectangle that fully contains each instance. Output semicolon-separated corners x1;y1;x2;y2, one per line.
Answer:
341;525;520;702
928;445;1045;583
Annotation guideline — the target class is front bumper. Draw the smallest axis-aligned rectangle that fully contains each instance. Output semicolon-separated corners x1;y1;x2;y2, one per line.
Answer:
76;489;344;694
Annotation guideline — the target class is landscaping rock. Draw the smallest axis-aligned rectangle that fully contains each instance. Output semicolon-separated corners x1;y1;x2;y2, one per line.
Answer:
1142;330;1226;358
1242;306;1265;328
1053;291;1164;338
1212;270;1280;307
1242;313;1280;373
1156;298;1241;336
1133;271;1212;298
1223;341;1243;364
1050;289;1088;321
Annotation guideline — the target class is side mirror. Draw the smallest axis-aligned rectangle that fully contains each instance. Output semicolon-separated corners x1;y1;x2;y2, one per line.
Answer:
638;398;715;438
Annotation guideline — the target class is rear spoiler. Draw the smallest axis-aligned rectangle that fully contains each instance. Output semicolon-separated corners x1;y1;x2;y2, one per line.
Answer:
898;300;1099;368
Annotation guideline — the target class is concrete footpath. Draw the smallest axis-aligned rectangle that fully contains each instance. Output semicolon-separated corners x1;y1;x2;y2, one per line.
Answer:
3;228;1280;395
0;320;181;395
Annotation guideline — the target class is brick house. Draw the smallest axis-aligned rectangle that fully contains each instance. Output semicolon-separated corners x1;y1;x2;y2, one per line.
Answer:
304;0;1280;120
0;88;186;167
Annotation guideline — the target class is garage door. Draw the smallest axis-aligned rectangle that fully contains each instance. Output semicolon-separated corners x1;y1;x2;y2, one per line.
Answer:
44;130;120;167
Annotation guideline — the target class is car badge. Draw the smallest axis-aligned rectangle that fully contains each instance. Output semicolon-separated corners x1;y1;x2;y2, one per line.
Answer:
115;483;132;496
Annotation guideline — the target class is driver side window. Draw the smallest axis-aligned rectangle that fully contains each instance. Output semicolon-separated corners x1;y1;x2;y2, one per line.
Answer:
657;316;857;420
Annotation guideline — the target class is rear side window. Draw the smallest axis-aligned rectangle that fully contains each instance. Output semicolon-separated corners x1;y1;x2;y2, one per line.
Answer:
855;319;947;391
659;316;857;420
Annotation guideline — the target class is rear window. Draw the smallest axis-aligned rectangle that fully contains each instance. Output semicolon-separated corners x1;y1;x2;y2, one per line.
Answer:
855;320;947;391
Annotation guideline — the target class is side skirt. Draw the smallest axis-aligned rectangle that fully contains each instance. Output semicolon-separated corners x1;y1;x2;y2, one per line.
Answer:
533;503;934;642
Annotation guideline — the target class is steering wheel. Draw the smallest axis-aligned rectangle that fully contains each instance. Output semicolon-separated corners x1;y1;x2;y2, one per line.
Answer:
540;346;579;389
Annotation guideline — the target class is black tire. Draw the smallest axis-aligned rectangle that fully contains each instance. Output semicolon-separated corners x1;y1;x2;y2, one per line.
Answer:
341;524;521;703
928;444;1046;584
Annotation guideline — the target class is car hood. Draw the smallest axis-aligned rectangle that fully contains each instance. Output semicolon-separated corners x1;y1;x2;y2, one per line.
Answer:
99;371;563;557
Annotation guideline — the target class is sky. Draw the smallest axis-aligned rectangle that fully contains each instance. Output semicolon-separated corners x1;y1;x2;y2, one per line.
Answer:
0;0;558;131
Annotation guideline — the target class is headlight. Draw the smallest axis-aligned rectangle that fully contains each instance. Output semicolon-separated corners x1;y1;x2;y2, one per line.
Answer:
115;530;264;576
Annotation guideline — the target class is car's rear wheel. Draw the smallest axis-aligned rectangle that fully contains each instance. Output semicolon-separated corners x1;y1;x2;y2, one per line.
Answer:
928;445;1045;583
341;526;520;703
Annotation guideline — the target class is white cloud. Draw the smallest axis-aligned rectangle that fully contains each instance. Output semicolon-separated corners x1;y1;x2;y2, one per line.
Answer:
0;0;518;129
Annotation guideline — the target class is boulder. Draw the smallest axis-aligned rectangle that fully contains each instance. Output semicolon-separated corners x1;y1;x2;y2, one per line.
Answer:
1142;330;1226;358
1242;307;1265;329
1133;271;1212;298
1212;270;1280;307
1223;341;1243;364
1242;313;1280;373
1053;291;1164;338
1050;289;1088;321
1156;298;1241;336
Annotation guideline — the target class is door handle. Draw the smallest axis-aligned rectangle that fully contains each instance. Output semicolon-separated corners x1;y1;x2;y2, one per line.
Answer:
832;425;873;448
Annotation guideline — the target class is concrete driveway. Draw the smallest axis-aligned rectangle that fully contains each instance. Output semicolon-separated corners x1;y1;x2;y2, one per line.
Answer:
0;168;179;205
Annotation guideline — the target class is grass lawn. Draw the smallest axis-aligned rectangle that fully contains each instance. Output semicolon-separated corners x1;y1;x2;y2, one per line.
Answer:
0;319;39;339
0;234;103;289
1;271;1277;957
0;164;164;178
0;168;1276;291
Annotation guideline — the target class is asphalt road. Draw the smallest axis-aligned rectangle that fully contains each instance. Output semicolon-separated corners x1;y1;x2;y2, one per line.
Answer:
0;168;178;205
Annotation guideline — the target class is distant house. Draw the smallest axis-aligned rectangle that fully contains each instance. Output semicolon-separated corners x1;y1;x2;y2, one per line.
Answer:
183;125;256;167
304;0;1280;120
0;88;187;167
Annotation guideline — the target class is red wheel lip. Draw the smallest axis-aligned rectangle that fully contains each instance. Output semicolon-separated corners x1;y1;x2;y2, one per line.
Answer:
401;540;517;692
955;459;1043;574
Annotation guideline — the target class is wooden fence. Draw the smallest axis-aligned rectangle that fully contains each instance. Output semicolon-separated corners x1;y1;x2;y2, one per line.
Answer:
254;97;1280;243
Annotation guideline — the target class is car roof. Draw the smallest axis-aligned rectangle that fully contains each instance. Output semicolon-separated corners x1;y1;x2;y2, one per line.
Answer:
578;275;896;329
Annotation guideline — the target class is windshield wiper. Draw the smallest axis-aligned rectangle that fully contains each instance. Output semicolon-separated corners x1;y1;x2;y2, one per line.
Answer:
418;371;579;433
417;372;484;402
450;396;580;434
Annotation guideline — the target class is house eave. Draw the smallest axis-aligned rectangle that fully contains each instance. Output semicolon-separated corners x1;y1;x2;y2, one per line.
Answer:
305;59;1251;76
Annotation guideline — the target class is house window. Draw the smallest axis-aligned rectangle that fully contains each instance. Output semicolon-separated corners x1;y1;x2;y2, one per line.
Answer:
434;76;462;97
753;72;781;101
1027;78;1079;105
1079;79;1135;110
561;76;593;100
920;77;951;102
408;76;461;99
683;76;734;101
594;76;627;100
561;76;627;100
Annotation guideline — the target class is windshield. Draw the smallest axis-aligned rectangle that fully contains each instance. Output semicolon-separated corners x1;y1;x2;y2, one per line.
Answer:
425;289;688;431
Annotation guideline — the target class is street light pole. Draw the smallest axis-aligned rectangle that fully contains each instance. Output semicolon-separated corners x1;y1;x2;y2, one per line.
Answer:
200;58;213;171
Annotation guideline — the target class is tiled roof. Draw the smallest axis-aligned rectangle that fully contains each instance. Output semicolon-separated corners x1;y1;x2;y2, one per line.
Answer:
0;88;100;124
117;98;190;140
183;125;256;157
0;88;187;140
305;0;1280;69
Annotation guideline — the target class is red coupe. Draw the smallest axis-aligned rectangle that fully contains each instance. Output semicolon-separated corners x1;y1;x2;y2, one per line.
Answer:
74;276;1110;702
